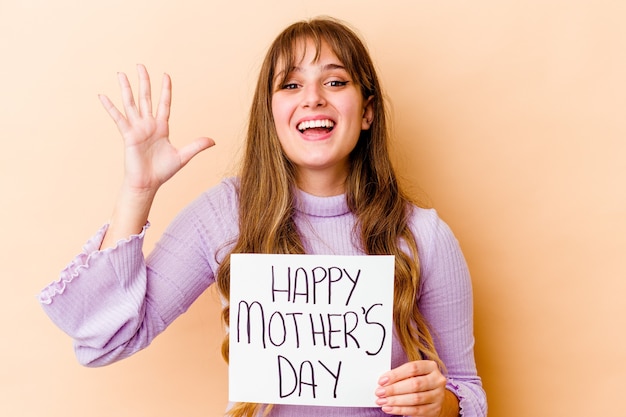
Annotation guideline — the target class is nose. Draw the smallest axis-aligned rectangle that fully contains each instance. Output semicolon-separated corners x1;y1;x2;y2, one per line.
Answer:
301;83;326;108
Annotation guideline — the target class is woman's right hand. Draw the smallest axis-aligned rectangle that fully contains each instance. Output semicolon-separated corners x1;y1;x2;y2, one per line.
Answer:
99;64;214;195
97;64;214;249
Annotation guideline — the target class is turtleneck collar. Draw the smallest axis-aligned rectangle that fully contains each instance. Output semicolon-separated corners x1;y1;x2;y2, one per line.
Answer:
294;188;351;217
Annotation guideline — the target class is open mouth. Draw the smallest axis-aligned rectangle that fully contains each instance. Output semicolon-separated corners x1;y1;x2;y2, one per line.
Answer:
297;119;335;135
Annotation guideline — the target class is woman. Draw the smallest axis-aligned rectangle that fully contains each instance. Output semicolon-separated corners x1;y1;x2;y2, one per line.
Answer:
39;17;486;417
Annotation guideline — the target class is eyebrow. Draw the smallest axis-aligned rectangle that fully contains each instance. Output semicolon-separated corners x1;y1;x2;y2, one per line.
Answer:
292;63;347;73
274;63;348;84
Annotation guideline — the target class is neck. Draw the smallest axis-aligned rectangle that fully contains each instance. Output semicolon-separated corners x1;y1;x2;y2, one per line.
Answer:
295;167;347;197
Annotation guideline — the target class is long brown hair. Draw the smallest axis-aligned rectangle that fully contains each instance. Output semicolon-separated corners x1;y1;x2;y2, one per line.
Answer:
216;17;442;417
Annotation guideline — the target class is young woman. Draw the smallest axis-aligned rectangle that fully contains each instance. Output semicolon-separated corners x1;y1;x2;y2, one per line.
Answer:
39;17;486;417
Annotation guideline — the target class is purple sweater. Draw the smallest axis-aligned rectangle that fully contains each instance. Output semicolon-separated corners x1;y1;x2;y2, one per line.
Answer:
39;178;486;416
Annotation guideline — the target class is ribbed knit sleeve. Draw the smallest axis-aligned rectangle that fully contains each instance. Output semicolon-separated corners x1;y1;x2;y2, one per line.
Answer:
38;223;159;366
414;209;487;416
38;179;240;367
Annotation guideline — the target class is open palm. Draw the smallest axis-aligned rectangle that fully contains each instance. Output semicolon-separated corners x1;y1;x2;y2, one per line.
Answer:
99;64;214;193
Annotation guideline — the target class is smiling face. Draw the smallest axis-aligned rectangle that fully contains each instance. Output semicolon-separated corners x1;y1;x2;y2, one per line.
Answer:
271;38;373;195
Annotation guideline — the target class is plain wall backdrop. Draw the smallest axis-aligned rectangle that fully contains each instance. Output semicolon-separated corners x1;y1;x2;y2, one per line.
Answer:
1;0;624;416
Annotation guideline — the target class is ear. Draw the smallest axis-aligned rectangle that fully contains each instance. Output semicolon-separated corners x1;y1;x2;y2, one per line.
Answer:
361;95;374;130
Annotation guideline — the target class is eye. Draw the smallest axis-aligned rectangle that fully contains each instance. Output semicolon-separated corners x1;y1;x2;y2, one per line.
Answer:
327;80;349;87
281;82;300;90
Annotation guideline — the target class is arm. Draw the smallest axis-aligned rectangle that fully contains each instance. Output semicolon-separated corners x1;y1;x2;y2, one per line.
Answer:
39;179;240;366
38;65;216;365
375;210;486;416
419;213;486;416
98;64;214;249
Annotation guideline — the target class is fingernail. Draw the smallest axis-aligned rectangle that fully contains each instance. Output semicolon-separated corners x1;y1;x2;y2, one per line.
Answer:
376;397;387;405
378;376;389;385
382;406;393;413
375;387;386;396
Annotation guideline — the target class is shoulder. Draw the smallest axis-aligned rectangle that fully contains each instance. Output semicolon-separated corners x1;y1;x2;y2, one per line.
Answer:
187;177;240;213
203;176;240;201
406;204;466;276
168;177;240;233
406;204;452;244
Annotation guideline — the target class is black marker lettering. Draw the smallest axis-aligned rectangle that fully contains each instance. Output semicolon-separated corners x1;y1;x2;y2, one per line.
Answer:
342;268;361;305
363;303;386;356
318;360;342;398
268;311;286;347
285;312;303;348
327;266;343;304
327;313;342;349
271;265;291;302
298;360;317;398
292;267;310;303
236;300;266;348
343;311;360;348
309;313;327;346
311;266;327;304
277;355;297;398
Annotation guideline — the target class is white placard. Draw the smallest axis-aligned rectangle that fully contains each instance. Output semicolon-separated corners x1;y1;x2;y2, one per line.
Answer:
228;254;395;407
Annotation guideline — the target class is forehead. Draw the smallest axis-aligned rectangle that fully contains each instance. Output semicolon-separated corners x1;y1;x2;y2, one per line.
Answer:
295;37;337;62
275;37;345;73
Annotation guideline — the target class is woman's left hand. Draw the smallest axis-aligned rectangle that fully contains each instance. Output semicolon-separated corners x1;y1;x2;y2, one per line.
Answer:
375;360;449;417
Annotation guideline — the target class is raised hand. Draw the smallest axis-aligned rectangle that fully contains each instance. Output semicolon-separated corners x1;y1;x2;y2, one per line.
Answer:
375;360;457;417
99;64;214;194
97;65;215;249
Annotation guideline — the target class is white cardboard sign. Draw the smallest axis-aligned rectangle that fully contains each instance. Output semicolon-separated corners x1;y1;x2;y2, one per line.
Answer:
228;254;395;407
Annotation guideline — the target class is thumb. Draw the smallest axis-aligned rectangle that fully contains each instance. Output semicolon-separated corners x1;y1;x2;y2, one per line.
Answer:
179;137;216;167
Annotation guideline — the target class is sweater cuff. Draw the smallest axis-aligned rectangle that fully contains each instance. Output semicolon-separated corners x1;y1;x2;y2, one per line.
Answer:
446;377;487;417
37;222;150;305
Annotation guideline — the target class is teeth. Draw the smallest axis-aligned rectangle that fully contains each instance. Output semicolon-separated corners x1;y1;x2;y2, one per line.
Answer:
297;119;335;131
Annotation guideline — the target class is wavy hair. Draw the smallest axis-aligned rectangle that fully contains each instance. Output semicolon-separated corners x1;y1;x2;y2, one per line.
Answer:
215;17;442;417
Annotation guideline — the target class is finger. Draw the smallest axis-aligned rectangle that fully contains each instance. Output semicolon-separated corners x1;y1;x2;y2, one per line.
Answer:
117;71;139;119
380;402;438;417
377;375;431;397
98;94;130;134
377;387;442;416
376;387;439;407
137;64;153;117
155;73;172;122
178;137;216;167
379;360;438;387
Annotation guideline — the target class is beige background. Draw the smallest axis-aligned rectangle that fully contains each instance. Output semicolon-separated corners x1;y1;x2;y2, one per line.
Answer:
1;0;624;416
